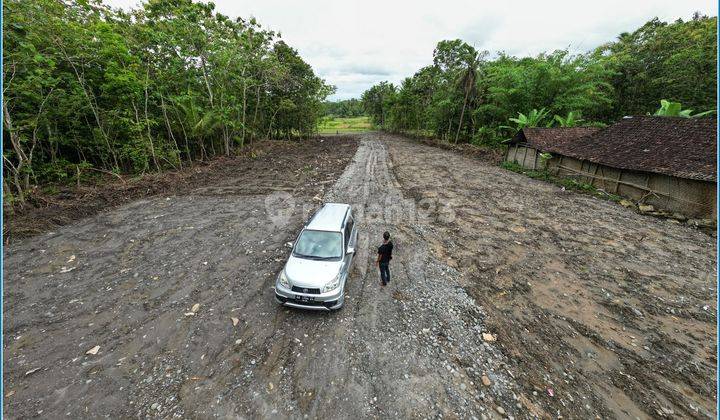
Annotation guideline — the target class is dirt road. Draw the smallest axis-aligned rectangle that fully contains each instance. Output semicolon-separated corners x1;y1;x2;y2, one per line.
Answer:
4;133;716;419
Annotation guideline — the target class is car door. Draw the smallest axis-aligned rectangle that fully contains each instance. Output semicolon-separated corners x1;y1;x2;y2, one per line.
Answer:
342;214;355;277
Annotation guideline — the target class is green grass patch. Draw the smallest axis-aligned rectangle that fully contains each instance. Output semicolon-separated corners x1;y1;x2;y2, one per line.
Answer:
318;116;373;134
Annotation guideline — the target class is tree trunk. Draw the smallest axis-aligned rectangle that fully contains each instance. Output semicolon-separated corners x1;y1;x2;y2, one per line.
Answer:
199;137;207;161
266;107;280;140
171;106;193;164
240;67;248;149
160;96;182;169
57;40;118;169
3;177;16;211
252;84;261;143
2;153;24;203
3;101;29;199
143;71;161;172
132;101;150;172
27;86;54;185
446;116;453;141
455;87;470;144
223;126;230;156
200;54;214;107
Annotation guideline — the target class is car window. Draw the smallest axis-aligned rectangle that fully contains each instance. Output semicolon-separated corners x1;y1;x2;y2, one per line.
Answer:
294;230;343;259
344;217;354;247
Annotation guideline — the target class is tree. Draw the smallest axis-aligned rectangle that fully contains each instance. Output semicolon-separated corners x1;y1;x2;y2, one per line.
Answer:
3;0;332;202
453;49;488;143
361;82;396;127
596;15;717;118
362;14;716;148
322;99;364;117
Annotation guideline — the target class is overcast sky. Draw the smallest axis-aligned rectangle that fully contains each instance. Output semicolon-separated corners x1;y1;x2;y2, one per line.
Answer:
105;0;717;100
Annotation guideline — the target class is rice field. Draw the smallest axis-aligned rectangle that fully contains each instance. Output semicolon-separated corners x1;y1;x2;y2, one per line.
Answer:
317;116;373;134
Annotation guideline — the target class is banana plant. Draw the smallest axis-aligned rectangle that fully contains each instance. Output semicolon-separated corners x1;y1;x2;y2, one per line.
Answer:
653;99;715;118
502;108;550;130
553;111;584;127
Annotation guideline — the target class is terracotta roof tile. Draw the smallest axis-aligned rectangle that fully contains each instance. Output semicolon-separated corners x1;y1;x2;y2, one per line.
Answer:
512;127;601;154
510;117;717;181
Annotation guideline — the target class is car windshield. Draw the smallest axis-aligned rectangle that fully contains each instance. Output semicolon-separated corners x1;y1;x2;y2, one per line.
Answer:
293;230;343;260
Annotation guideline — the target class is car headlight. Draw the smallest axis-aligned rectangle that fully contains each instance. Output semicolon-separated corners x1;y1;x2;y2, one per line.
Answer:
321;274;342;293
278;270;290;289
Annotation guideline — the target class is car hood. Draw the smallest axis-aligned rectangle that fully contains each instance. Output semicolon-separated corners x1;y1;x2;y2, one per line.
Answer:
285;255;342;288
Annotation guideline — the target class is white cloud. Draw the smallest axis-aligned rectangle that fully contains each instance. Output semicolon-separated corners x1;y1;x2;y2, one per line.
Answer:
105;0;717;100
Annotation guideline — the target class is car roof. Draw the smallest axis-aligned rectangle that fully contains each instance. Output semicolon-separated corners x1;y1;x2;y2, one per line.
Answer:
305;203;350;232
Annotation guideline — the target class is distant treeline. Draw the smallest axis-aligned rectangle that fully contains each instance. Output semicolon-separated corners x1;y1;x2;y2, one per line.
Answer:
361;14;717;145
322;99;365;118
3;0;333;202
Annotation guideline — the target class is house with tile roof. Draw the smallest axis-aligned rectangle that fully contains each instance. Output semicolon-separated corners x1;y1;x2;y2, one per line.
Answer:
505;116;716;219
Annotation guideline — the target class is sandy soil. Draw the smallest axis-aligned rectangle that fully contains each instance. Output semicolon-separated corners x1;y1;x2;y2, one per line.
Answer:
3;132;716;419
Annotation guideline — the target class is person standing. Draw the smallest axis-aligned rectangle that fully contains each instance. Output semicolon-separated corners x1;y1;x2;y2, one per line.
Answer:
377;231;393;286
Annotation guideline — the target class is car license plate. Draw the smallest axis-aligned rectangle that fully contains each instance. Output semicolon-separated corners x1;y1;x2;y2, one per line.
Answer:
296;295;314;302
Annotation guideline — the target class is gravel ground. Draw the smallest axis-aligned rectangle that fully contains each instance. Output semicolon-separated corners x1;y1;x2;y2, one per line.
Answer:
3;132;716;419
386;133;717;419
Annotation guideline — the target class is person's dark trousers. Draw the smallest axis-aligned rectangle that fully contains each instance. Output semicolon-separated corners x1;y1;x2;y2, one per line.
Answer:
379;262;390;285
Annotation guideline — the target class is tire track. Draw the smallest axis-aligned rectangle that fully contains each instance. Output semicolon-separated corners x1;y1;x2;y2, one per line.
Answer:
4;133;521;419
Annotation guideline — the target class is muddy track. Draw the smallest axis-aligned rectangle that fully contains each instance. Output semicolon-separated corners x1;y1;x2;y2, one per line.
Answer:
3;132;716;419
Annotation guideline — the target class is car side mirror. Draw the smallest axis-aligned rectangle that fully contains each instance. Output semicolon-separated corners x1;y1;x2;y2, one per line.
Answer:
346;246;355;255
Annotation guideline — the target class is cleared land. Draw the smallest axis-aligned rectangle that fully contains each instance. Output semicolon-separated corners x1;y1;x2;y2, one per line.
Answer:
318;116;373;134
3;133;716;419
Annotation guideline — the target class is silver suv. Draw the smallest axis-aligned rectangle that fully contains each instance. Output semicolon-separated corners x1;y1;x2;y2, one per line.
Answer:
274;203;357;310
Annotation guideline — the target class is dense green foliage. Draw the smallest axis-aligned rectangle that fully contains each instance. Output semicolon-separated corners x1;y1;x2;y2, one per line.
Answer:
322;99;364;118
362;14;717;146
601;14;717;118
361;81;396;127
3;0;332;201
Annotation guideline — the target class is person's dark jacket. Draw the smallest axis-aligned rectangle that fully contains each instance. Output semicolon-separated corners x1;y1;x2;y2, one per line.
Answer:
378;241;393;264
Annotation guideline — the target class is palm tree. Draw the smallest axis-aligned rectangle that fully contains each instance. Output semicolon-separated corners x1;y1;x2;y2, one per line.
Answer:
453;52;482;143
174;95;222;160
